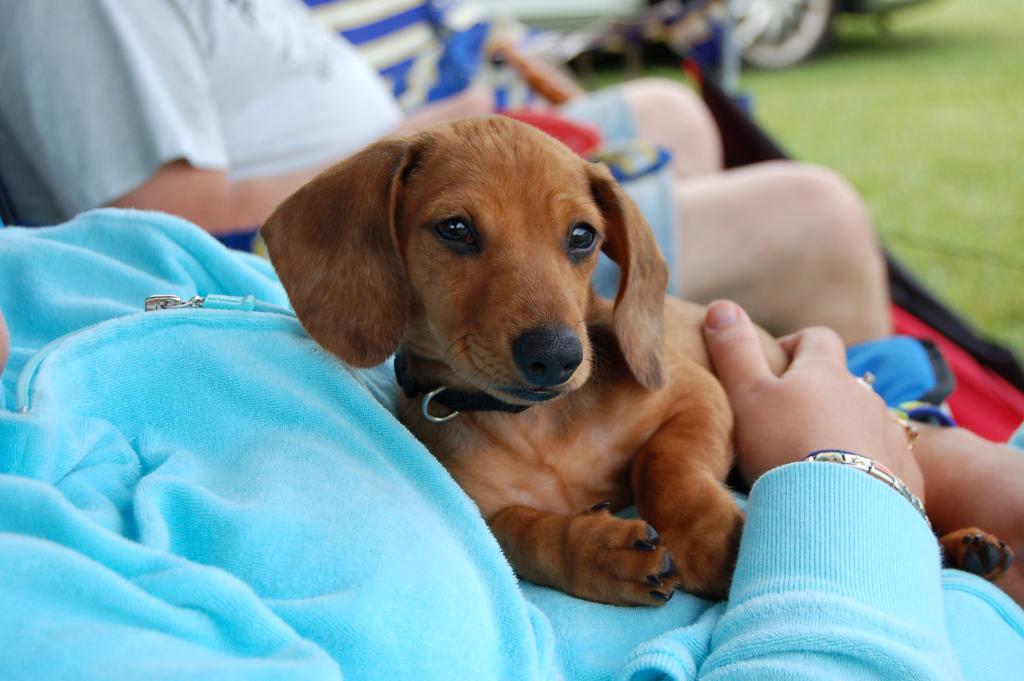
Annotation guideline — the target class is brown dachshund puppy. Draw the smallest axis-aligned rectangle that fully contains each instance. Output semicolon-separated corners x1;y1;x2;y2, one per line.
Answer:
262;116;788;605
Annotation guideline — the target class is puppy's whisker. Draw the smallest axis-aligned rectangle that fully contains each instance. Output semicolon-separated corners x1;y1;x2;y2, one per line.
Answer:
442;345;475;374
443;333;474;359
439;339;506;391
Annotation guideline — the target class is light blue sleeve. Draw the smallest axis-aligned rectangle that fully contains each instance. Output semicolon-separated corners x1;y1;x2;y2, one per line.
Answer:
695;463;958;680
520;461;1024;681
1010;422;1024;451
618;462;1024;681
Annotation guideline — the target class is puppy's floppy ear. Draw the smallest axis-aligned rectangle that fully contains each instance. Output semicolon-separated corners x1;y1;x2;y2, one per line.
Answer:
588;162;669;390
262;136;416;367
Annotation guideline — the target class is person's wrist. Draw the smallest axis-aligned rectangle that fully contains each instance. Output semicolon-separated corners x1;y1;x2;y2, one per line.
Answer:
737;432;898;488
735;460;948;634
802;449;929;527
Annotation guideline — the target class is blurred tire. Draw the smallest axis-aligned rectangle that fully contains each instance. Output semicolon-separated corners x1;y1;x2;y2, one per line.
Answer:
732;0;838;69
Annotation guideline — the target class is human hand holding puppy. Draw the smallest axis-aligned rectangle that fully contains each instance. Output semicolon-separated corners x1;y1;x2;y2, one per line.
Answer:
703;299;1024;605
702;299;924;501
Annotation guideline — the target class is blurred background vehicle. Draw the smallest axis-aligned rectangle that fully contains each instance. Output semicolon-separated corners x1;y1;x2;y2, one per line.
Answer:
474;0;937;68
732;0;937;68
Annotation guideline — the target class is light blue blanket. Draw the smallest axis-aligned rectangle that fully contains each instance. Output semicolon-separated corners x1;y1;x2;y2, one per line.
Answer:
2;210;1022;680
0;211;553;679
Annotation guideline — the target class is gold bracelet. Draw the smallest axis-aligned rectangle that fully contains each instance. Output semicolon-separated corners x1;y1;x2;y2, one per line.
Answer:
890;413;920;451
804;450;929;528
856;373;920;451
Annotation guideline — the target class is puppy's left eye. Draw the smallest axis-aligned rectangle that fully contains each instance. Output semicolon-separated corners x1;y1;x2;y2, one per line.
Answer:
568;223;597;252
433;216;480;255
436;217;475;244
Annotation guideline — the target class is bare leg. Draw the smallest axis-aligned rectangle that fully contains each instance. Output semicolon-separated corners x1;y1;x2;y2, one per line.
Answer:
671;161;891;343
915;425;1024;606
622;78;724;179
618;78;888;341
915;425;1024;556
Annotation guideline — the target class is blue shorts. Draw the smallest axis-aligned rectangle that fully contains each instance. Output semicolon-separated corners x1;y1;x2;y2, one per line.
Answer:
560;87;679;299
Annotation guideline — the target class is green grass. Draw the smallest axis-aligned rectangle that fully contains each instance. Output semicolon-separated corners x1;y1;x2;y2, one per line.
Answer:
594;0;1024;353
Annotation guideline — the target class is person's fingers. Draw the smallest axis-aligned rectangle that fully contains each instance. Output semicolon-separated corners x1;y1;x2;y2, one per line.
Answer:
778;326;847;370
702;300;774;394
776;332;799;353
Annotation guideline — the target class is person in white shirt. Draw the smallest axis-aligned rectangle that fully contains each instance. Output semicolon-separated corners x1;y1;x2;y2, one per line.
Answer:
0;0;887;343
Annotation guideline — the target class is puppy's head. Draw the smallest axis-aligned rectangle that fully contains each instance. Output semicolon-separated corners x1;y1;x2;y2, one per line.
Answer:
262;116;667;404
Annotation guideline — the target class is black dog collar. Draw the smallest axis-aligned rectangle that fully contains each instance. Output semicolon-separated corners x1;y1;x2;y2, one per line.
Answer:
393;352;530;421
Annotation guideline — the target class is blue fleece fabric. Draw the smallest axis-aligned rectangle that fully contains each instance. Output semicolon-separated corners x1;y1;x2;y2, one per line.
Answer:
846;335;942;407
1;210;1023;680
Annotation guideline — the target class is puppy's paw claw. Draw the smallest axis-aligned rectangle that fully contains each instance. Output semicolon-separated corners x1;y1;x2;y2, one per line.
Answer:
659;550;675;577
941;528;1015;580
649;589;674;602
633;524;661;551
563;511;679;606
645;552;677;587
658;505;744;601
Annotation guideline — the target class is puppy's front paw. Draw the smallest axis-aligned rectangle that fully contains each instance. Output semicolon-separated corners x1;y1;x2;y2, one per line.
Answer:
941;527;1015;581
661;504;744;601
562;504;679;606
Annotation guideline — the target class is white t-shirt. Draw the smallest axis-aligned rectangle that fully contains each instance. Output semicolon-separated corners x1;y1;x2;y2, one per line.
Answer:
0;0;403;225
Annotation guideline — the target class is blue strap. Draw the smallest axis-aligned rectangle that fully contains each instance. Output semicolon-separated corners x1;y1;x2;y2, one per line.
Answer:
846;336;955;408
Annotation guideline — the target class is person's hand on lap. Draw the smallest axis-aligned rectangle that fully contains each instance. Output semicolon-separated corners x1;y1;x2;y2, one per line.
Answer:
702;299;923;501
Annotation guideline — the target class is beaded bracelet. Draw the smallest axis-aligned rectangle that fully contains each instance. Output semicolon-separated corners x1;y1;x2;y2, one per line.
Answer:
803;449;930;528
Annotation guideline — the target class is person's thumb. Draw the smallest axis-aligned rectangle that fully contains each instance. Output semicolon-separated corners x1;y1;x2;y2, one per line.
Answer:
702;300;773;397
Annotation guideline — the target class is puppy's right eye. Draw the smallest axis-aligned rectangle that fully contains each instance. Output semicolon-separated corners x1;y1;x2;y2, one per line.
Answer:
434;217;477;248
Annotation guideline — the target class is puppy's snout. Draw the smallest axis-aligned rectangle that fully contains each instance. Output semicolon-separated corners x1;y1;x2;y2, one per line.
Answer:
512;327;584;387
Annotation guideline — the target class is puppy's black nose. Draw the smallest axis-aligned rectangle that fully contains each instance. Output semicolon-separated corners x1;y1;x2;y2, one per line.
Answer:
512;327;583;387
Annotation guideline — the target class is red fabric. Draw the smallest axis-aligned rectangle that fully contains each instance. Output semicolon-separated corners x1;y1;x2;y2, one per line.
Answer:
501;110;602;156
892;305;1024;441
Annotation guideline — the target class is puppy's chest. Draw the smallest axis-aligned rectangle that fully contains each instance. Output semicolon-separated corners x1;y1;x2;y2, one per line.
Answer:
404;388;669;518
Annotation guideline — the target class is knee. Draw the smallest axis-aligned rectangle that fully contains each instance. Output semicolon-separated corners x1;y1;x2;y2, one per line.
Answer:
779;164;889;324
623;78;706;117
747;163;890;339
777;162;880;266
621;78;722;175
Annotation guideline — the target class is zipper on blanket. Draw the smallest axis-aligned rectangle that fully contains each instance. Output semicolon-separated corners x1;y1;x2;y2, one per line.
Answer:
144;294;207;311
15;294;294;412
143;294;288;314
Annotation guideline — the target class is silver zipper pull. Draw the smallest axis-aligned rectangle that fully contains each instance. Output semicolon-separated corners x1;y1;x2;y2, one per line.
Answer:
144;294;207;312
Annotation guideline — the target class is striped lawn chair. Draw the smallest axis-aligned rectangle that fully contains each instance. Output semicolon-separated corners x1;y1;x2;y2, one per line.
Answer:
306;0;497;111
